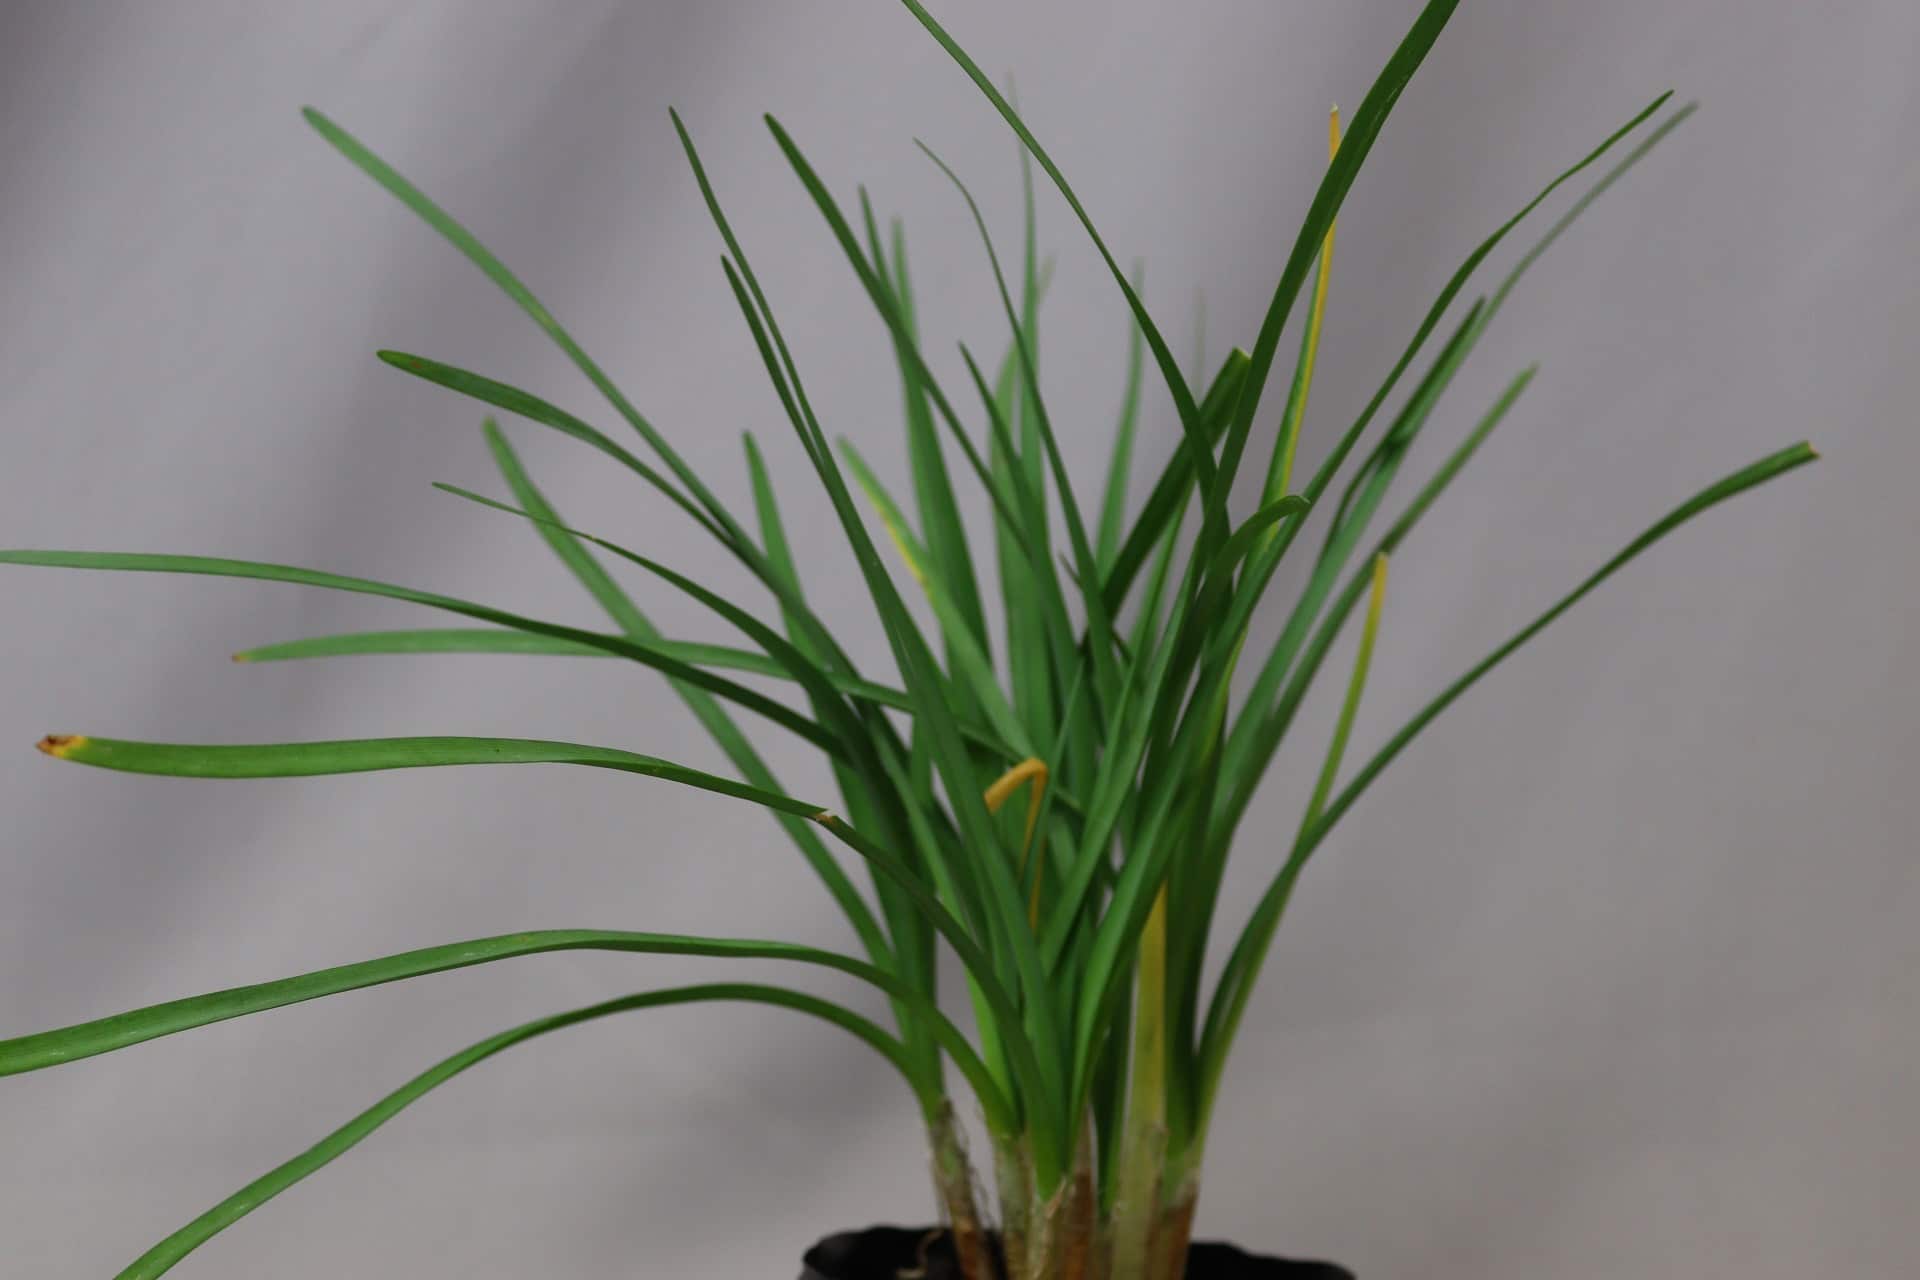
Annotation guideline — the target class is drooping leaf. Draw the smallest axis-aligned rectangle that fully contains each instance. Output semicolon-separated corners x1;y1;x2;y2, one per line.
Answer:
110;984;944;1280
0;549;838;755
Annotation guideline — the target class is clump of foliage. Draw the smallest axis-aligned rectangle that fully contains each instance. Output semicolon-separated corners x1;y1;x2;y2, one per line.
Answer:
0;2;1812;1277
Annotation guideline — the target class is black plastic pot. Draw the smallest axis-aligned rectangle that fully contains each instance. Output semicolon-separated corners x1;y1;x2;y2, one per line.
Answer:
799;1226;1353;1279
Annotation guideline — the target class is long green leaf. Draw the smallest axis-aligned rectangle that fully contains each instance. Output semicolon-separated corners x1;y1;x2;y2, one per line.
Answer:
738;425;949;1091
1219;99;1698;815
0;550;838;755
753;115;1075;1182
1096;261;1148;573
383;350;857;674
1173;368;1540;1064
235;624;1029;767
840;441;1033;758
0;920;985;1093
1190;556;1389;1130
895;0;1219;542
303;109;757;559
1220;365;1539;832
1100;349;1248;616
430;482;875;765
380;352;724;547
881;216;991;654
1199;442;1818;1106
481;420;895;976
919;140;1123;716
110;983;927;1280
27;730;1048;1109
235;628;603;661
1211;0;1462;500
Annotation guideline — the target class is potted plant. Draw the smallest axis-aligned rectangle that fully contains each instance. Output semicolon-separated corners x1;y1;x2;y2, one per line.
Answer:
0;1;1815;1277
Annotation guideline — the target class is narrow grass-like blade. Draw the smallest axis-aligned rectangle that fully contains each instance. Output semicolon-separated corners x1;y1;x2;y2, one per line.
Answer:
1220;100;1697;809
895;0;1221;543
1100;349;1248;616
739;431;950;1094
1244;90;1678;596
753;115;1076;1164
1311;442;1816;860
1;923;934;1078
384;352;860;676
1200;442;1817;1107
919;141;1122;711
1219;365;1538;829
235;625;1026;765
1263;107;1343;503
1011;121;1049;566
742;431;815;647
0;550;836;755
1311;103;1697;569
1096;261;1148;573
1301;555;1388;836
234;629;602;661
959;344;1099;771
1212;0;1462;497
110;984;948;1279
1171;357;1522;1031
840;440;1033;758
379;352;726;547
882;217;991;652
431;482;874;760
1193;559;1388;1129
302;109;756;557
1207;494;1312;582
482;420;893;970
27;732;1042;1090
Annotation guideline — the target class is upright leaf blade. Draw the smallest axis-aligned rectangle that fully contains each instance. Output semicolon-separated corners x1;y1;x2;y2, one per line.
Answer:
1213;0;1464;497
1096;261;1149;574
894;0;1223;549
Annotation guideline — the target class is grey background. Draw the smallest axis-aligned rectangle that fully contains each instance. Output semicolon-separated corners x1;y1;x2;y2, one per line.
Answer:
1;1;1913;1276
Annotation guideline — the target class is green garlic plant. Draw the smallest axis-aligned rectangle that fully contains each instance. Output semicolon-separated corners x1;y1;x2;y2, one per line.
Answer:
0;2;1813;1278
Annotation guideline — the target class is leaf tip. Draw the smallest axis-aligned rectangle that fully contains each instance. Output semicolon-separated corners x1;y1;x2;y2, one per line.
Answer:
230;650;252;664
809;809;837;827
37;734;86;759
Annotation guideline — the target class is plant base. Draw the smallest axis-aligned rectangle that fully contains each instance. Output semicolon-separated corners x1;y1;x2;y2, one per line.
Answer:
799;1226;1352;1280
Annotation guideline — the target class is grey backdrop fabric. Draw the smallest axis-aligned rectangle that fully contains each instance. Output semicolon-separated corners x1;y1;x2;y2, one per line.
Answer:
1;1;1913;1276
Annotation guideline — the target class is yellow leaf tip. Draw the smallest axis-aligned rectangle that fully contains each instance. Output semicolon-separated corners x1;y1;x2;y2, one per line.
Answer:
230;651;251;663
37;734;86;758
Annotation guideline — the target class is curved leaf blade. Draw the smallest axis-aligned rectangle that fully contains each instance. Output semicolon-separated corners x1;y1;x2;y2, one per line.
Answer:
0;549;839;755
4;926;888;1076
113;984;924;1279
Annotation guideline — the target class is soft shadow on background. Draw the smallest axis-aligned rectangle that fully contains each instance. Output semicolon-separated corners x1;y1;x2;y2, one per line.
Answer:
1;2;1914;1276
